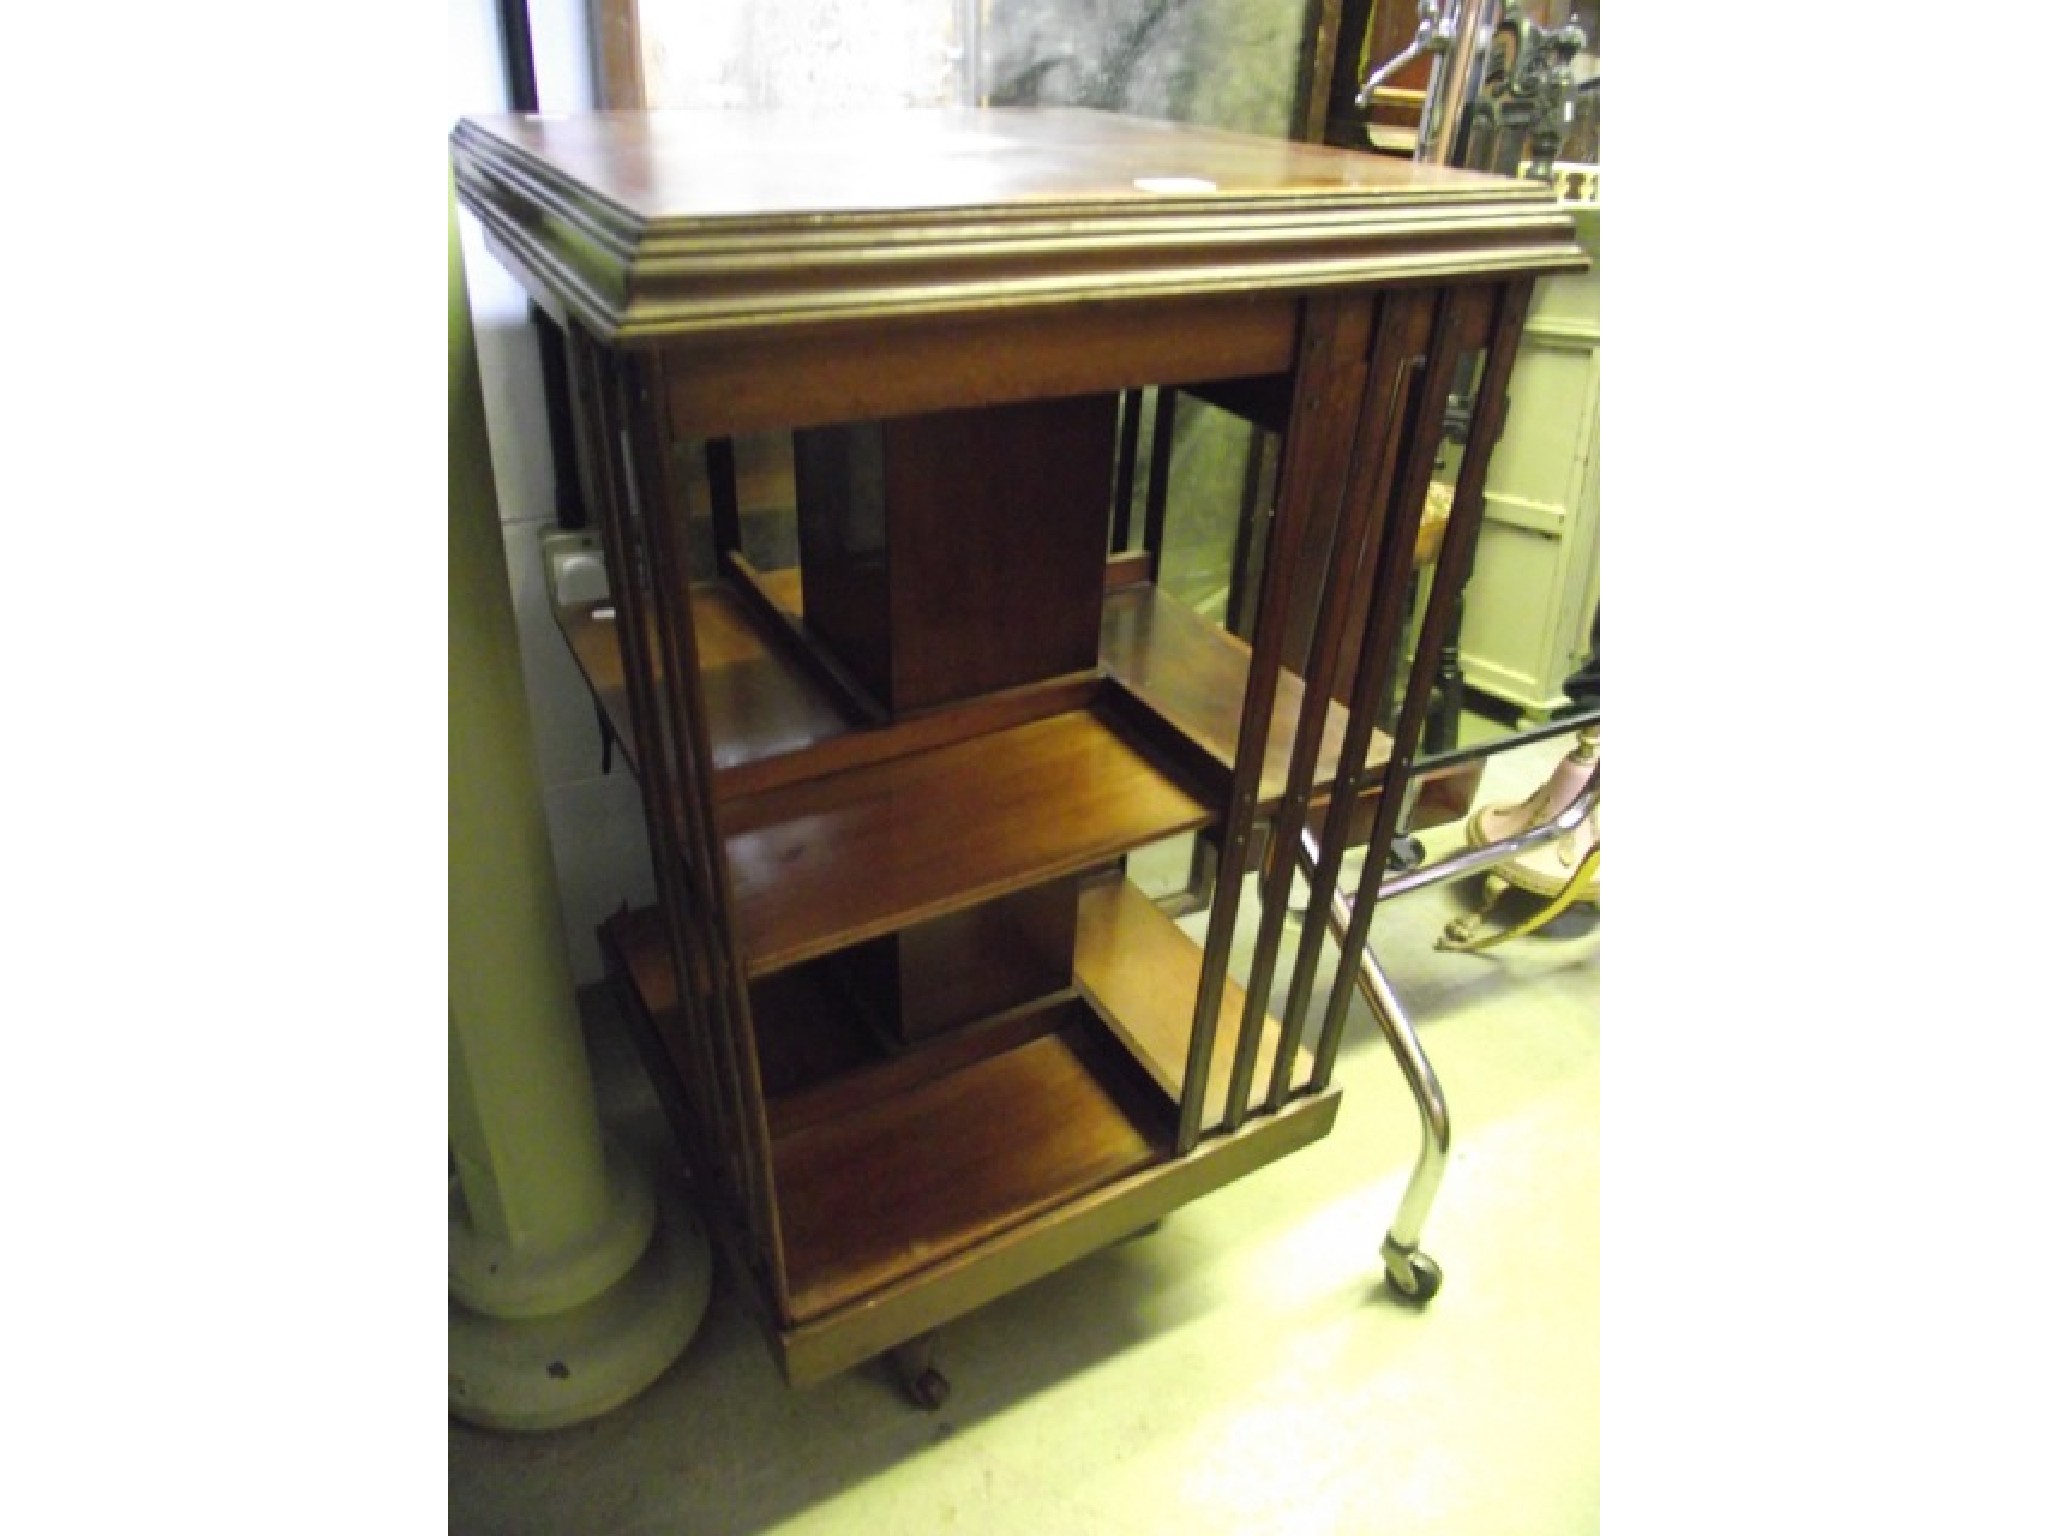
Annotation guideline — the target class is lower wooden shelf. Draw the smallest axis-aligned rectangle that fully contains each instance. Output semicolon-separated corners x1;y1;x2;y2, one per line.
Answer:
601;865;1342;1386
772;1005;1174;1322
1074;873;1306;1130
605;905;1176;1332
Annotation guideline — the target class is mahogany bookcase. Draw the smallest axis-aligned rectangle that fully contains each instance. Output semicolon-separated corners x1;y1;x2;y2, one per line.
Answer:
452;107;1582;1396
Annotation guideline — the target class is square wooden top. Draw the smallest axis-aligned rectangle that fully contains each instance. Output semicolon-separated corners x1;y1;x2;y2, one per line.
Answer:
457;107;1530;223
451;107;1585;343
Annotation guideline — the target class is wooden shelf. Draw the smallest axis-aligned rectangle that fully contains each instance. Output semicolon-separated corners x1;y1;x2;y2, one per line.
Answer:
554;580;853;783
573;576;1476;985
722;703;1213;977
1099;579;1483;834
563;569;1412;824
773;1006;1173;1322
1100;580;1385;810
1075;874;1307;1129
603;904;1073;1141
606;868;1333;1334
561;568;1371;813
609;870;1302;1138
555;599;635;767
603;900;1175;1327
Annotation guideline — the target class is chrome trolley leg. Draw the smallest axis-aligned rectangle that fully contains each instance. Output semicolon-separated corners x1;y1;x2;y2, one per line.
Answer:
1306;720;1598;1303
1354;942;1448;1301
1315;859;1449;1302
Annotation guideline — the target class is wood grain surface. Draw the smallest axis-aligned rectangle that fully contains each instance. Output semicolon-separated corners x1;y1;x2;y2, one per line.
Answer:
772;1009;1171;1322
721;704;1214;975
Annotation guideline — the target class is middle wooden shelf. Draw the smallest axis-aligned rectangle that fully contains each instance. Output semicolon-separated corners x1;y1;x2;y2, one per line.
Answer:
554;552;1483;985
722;699;1215;977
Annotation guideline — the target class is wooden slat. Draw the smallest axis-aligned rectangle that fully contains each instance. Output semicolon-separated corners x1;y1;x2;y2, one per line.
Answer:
591;0;645;110
721;705;1215;976
1310;278;1536;1094
1169;291;1379;1157
623;348;787;1296
772;1009;1171;1322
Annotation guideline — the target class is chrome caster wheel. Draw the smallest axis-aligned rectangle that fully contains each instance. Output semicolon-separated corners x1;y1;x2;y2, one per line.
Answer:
1383;1245;1443;1303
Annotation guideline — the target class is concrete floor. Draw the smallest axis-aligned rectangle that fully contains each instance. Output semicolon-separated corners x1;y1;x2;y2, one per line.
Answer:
450;733;1599;1534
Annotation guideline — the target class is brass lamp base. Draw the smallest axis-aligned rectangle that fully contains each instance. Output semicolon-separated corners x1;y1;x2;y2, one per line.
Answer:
1440;724;1600;952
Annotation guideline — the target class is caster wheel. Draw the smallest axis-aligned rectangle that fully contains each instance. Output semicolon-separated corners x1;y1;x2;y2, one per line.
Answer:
885;1333;950;1410
1387;1252;1443;1303
905;1367;951;1411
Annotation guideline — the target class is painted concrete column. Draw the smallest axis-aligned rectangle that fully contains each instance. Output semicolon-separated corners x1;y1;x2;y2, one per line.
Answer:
448;177;708;1431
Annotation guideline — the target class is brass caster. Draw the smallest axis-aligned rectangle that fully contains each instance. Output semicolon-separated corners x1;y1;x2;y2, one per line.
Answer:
1439;872;1510;950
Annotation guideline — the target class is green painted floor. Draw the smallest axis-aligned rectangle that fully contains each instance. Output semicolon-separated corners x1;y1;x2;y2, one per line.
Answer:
450;732;1600;1535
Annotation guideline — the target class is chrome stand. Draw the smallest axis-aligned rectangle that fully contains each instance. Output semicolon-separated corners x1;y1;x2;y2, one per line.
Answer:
1299;719;1597;1302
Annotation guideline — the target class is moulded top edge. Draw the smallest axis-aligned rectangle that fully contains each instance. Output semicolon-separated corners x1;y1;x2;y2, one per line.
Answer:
451;107;1562;231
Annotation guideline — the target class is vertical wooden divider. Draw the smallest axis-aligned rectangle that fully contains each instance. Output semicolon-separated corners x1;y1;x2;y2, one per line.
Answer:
610;373;756;1228
1140;386;1178;566
1265;283;1492;1109
1173;293;1374;1156
570;329;732;1195
1307;277;1537;1094
1221;287;1440;1132
609;360;756;1240
617;351;795;1319
1110;387;1143;555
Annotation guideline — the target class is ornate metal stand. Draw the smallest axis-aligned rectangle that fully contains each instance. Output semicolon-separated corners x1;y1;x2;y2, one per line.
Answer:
1439;723;1601;951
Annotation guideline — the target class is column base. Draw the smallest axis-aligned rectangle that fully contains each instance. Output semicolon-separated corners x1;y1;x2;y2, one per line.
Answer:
448;1173;713;1433
450;1138;656;1320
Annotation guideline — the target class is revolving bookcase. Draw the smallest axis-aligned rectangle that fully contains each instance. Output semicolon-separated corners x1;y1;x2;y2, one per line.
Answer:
452;107;1583;1393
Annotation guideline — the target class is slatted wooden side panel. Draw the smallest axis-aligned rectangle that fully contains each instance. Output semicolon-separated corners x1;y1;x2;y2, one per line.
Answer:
1306;277;1538;1094
1172;276;1541;1135
569;326;792;1318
